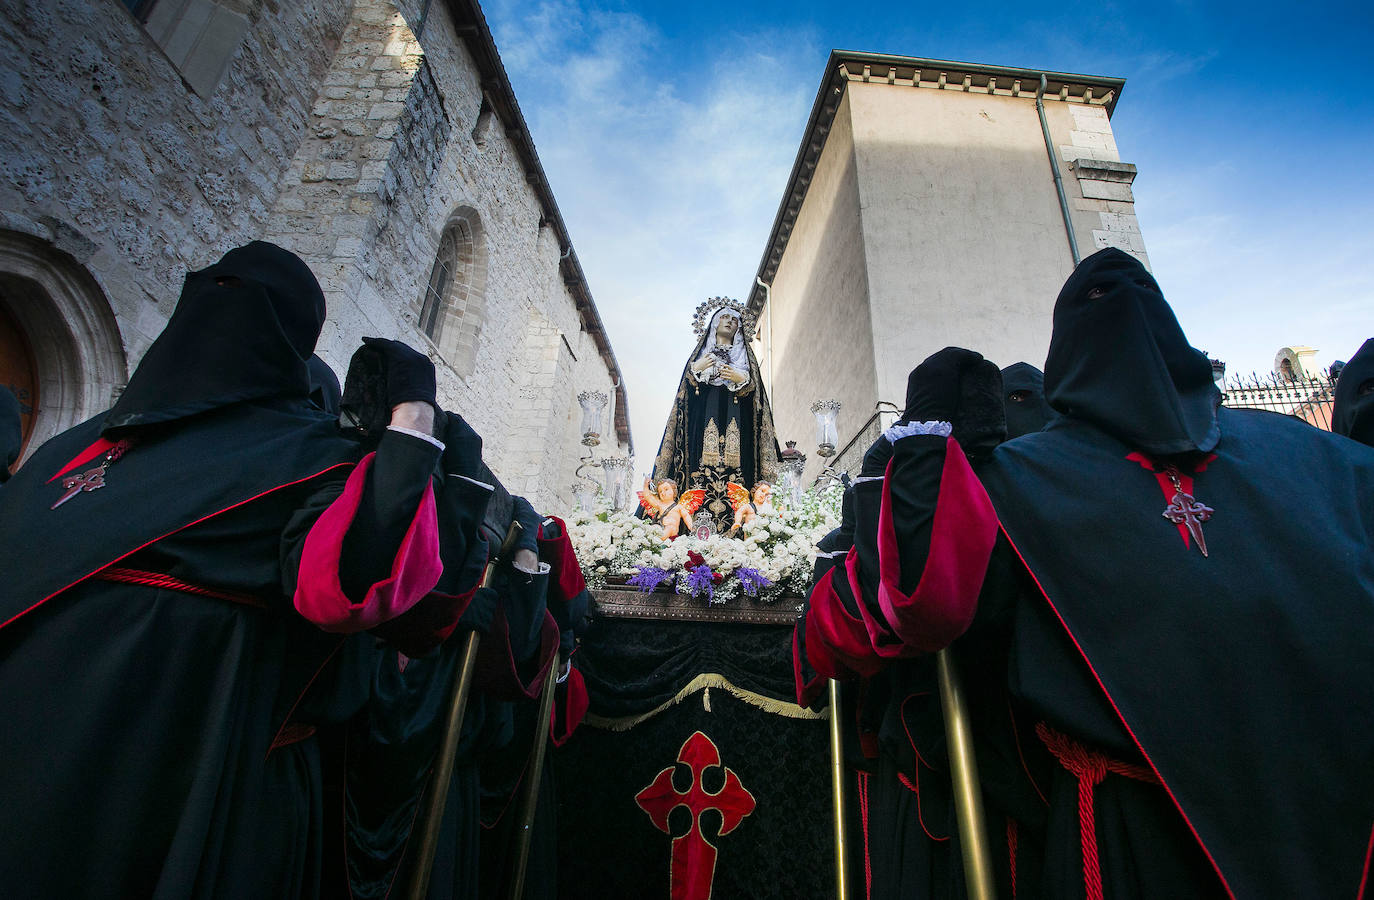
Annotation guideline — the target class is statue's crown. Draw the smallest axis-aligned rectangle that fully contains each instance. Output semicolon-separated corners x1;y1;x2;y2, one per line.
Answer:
692;296;755;340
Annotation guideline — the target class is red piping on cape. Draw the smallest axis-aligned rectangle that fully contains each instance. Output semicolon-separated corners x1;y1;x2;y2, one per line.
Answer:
293;452;444;632
1;461;355;633
1008;698;1048;807
898;691;949;843
1359;823;1373;899
998;525;1237;900
266;638;344;759
874;437;997;653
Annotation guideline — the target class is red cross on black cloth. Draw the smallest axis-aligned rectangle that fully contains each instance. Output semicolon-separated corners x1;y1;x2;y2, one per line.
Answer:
1126;452;1218;557
634;730;757;900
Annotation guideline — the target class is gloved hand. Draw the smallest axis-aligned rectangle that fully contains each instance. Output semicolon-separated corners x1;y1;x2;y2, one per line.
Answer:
457;586;499;635
904;347;1006;459
361;336;437;409
440;411;483;480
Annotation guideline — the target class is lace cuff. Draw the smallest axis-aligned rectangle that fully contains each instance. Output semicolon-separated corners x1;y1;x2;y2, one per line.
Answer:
883;420;952;443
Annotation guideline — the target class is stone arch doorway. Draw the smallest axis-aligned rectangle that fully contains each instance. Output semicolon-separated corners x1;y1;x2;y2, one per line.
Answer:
0;231;128;467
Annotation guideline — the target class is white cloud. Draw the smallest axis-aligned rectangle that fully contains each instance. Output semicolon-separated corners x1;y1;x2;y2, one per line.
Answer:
485;2;813;475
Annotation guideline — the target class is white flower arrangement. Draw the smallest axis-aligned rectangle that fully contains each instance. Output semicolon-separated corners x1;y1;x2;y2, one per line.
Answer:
564;488;843;604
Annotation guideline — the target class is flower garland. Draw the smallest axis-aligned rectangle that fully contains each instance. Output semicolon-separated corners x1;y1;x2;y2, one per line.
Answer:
565;488;842;604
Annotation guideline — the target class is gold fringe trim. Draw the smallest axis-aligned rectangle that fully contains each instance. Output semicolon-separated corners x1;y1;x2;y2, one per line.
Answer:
582;673;828;732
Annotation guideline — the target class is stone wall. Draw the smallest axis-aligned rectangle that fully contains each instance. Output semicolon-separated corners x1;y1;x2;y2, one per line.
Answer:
0;0;629;510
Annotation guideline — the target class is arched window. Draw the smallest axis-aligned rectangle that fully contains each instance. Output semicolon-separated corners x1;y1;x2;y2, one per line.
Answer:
418;209;486;377
0;230;128;466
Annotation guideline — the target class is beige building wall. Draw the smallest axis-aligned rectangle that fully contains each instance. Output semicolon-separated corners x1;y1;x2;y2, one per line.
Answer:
752;57;1149;472
758;91;878;483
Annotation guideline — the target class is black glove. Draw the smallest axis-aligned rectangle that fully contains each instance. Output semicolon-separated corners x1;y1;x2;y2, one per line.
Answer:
903;347;1006;459
458;586;500;635
440;411;483;480
360;336;438;409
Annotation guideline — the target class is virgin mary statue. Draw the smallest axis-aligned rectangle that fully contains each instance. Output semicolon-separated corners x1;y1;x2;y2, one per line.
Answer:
649;297;780;525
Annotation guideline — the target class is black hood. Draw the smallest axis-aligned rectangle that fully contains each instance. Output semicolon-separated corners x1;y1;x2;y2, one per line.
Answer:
0;386;20;482
1333;338;1374;447
102;241;326;437
1001;362;1053;439
1044;248;1220;456
307;355;342;417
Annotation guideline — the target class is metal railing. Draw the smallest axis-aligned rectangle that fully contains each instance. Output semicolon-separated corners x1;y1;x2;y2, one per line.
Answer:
1221;369;1339;431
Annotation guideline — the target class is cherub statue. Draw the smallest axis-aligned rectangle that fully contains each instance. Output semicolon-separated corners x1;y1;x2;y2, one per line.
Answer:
725;480;773;537
637;477;705;540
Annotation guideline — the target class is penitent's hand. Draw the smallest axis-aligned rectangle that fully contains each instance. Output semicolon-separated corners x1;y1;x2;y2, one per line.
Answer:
389;401;435;436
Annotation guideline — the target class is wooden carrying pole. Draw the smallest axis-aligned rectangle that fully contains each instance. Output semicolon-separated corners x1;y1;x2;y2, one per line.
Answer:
505;659;561;900
828;678;850;900
405;521;524;900
936;647;997;900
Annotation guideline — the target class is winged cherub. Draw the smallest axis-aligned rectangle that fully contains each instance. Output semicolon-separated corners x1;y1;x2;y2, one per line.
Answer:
725;480;773;537
637;477;705;540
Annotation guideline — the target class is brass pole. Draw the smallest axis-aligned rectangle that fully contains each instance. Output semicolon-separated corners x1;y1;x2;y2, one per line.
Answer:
828;678;850;900
936;648;997;900
506;659;561;900
405;521;524;900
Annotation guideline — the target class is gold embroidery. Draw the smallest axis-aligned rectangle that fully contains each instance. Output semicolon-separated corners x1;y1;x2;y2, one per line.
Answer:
724;419;741;468
700;419;721;466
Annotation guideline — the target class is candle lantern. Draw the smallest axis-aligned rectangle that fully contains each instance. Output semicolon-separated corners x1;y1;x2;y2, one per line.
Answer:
578;390;608;447
599;456;629;510
778;440;807;508
811;399;841;458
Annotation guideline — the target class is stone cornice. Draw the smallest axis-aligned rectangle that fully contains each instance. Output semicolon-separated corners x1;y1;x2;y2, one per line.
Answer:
746;51;1127;315
440;0;632;451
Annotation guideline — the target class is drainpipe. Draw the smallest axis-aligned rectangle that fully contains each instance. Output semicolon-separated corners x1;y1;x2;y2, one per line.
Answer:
756;276;773;395
1036;74;1081;265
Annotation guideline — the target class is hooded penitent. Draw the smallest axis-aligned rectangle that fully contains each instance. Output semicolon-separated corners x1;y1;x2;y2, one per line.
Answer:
1000;362;1053;439
1332;337;1374;447
0;241;358;619
308;354;343;417
103;241;325;436
1044;247;1220;456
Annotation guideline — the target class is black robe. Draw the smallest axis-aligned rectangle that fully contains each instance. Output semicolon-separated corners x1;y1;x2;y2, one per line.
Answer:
0;244;449;899
1333;337;1374;447
0;384;20;481
803;250;1374;898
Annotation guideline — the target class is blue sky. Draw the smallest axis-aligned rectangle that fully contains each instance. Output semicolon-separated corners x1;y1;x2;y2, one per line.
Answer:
482;0;1374;466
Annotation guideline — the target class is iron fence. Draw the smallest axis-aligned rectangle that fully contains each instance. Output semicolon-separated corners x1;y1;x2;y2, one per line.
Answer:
1220;368;1339;431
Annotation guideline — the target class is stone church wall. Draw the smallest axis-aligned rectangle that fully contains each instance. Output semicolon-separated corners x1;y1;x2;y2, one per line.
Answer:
0;0;629;510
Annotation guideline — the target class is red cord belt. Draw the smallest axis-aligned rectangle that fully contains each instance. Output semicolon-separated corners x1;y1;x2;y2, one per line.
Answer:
1036;722;1161;900
94;567;270;609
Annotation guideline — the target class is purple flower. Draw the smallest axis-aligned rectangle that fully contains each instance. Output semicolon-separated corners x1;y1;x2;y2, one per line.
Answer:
628;566;674;593
683;563;716;601
735;567;773;597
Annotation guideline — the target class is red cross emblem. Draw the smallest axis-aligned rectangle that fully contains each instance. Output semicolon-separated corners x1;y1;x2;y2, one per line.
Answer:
634;731;756;900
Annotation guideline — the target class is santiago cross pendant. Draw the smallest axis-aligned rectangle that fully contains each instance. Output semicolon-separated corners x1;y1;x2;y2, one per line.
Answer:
51;440;132;510
1161;465;1214;558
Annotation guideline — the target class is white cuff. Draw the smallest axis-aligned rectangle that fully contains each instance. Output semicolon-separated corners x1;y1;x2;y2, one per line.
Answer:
852;474;884;485
513;560;552;576
883;421;952;442
448;474;495;492
387;424;446;450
